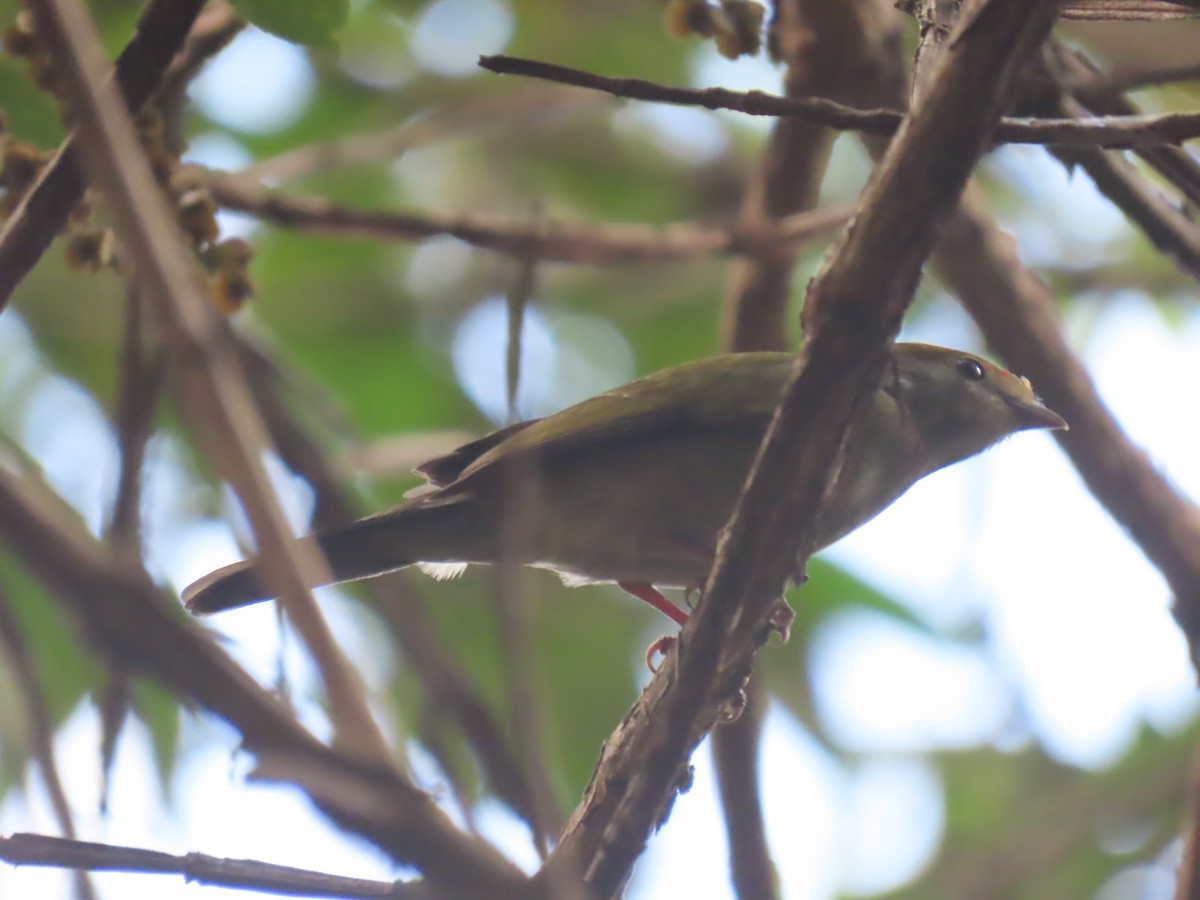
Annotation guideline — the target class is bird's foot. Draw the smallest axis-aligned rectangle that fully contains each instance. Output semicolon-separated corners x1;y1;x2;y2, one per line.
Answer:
645;634;676;671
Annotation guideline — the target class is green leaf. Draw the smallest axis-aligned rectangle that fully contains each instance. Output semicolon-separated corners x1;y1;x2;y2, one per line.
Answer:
0;553;101;799
229;0;348;46
132;679;182;798
0;58;63;147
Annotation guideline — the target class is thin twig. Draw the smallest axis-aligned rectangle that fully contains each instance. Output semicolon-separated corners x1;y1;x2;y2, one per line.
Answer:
201;166;851;263
106;283;164;558
159;2;244;101
1176;738;1200;900
490;242;566;860
1059;0;1200;19
238;339;549;838
1070;62;1200;95
242;87;607;184
0;833;426;899
1040;41;1200;211
480;54;1200;148
0;586;97;900
97;282;165;816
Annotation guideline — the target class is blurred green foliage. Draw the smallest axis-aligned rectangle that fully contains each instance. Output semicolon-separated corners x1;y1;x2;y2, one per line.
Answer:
0;1;1195;898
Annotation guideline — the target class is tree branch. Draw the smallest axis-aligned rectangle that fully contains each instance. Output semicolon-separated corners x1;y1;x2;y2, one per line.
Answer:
480;54;1200;148
28;0;394;771
0;0;207;310
0;457;528;896
201;166;850;263
541;1;1065;894
0;833;429;899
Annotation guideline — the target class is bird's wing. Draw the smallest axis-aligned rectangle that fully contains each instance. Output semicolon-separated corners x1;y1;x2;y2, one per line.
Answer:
448;352;795;482
414;419;539;486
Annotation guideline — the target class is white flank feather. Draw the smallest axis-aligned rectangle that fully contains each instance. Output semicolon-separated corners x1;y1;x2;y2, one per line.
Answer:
417;561;470;581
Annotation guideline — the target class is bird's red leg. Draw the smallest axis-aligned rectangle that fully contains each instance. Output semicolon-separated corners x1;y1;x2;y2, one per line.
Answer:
617;581;688;670
617;580;689;626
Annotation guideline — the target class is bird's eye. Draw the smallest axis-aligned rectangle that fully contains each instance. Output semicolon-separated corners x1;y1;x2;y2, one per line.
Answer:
956;358;985;381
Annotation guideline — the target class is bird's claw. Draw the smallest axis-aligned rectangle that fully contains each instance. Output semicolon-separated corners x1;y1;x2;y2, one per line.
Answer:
767;600;794;645
718;684;748;723
645;634;676;671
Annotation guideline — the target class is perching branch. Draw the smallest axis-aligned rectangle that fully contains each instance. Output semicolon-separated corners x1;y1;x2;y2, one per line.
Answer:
541;1;1065;894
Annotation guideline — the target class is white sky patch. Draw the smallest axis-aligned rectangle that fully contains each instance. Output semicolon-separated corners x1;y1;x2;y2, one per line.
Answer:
451;297;634;423
411;0;514;77
190;28;315;134
404;236;474;298
988;144;1130;268
812;610;1012;752
838;756;944;895
612;104;730;164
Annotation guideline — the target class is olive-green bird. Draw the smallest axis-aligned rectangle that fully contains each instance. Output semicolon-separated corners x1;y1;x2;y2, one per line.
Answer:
183;344;1066;621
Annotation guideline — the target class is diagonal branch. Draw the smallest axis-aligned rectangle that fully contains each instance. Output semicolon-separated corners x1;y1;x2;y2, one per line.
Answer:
713;3;907;895
0;457;527;895
238;338;552;843
27;0;393;771
541;1;1065;895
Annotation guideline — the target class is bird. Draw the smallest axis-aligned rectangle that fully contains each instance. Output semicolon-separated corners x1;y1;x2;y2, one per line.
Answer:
182;343;1066;623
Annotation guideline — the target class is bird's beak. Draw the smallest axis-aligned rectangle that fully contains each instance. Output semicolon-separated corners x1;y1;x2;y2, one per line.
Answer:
1013;399;1068;432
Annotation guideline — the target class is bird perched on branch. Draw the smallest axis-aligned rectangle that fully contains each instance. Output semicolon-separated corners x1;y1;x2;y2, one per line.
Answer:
183;344;1066;626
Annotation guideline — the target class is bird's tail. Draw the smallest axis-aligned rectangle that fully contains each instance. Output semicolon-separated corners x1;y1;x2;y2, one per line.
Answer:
183;499;482;615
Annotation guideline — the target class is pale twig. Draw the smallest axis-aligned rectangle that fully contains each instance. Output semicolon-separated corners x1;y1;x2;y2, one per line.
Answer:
489;244;566;860
0;587;97;900
1070;62;1200;94
28;0;394;770
242;87;607;184
237;339;548;838
1058;0;1200;19
201;166;851;263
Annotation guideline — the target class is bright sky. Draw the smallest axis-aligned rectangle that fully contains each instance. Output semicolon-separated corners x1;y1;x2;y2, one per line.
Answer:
2;13;1196;900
